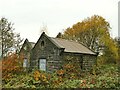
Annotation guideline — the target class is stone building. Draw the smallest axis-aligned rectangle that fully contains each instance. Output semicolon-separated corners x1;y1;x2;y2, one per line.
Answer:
30;32;97;72
20;39;35;67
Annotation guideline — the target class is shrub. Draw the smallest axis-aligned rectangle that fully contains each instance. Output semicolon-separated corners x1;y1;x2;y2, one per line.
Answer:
58;79;82;88
2;60;119;89
33;70;51;88
2;53;24;82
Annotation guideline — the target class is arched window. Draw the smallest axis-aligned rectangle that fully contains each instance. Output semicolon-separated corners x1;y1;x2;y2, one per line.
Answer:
41;41;45;48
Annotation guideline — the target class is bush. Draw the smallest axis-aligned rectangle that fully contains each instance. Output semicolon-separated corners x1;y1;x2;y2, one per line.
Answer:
58;79;82;88
33;70;51;88
2;53;24;83
2;61;119;89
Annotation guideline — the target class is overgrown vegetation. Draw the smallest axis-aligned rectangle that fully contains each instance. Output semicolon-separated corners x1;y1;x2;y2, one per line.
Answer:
1;54;119;89
2;53;24;82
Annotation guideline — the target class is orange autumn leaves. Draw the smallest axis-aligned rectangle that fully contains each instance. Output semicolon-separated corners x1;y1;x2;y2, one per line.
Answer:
2;53;23;80
33;63;80;87
56;63;80;80
56;70;65;76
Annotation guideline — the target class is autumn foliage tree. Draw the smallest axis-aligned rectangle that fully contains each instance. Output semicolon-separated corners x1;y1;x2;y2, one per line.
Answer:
58;15;118;63
2;53;24;81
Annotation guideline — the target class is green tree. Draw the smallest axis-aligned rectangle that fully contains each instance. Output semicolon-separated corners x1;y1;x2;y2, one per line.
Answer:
0;17;23;58
14;33;23;54
58;15;118;63
114;37;120;64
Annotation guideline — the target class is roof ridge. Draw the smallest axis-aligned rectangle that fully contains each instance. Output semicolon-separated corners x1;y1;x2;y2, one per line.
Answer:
51;37;77;43
52;37;86;46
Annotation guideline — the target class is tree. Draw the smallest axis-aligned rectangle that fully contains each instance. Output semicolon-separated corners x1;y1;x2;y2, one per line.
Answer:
14;33;23;54
114;37;120;64
0;17;23;58
62;15;110;51
2;53;23;81
58;15;118;63
0;17;14;58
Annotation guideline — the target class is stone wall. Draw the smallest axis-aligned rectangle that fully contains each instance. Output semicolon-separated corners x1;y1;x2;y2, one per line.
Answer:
20;41;32;68
62;53;83;71
30;35;63;72
82;54;97;71
62;53;97;72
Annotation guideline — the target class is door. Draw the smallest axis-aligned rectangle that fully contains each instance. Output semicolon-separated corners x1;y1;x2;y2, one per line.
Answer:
39;59;46;71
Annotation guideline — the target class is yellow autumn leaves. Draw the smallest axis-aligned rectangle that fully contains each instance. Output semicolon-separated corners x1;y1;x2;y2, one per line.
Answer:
59;15;119;64
34;70;40;81
33;70;49;83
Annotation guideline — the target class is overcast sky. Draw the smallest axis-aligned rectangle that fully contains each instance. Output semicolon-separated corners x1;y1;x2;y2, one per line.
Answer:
0;0;119;42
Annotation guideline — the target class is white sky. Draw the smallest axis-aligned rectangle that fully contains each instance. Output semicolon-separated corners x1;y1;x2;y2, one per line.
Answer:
0;0;119;42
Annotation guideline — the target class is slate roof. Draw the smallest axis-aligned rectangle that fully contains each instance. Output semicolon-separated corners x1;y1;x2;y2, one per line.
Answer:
50;37;96;55
20;39;35;52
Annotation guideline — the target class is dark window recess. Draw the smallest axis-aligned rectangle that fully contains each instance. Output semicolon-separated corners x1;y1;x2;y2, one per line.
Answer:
41;41;45;48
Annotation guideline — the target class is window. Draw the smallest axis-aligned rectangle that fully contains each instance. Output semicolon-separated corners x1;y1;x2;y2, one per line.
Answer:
23;59;27;67
41;41;45;48
39;59;46;71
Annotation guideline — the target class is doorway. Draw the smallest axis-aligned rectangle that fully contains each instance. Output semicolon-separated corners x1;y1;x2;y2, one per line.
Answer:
39;59;46;71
